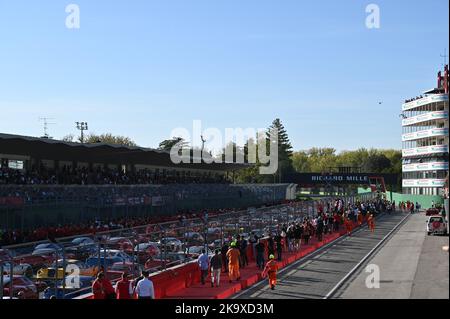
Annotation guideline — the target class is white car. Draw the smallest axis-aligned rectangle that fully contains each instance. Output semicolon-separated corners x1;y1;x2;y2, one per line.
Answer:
32;243;62;256
97;249;135;262
427;216;448;235
158;237;183;252
2;262;33;278
71;237;96;247
134;242;161;255
185;246;213;256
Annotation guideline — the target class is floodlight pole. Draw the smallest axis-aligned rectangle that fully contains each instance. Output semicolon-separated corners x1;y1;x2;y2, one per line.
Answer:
76;122;89;144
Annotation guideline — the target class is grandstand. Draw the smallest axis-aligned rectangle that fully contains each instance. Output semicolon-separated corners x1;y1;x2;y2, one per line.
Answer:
0;133;296;231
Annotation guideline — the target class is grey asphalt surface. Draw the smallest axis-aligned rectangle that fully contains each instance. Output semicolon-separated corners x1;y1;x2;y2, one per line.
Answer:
234;212;409;299
338;213;449;299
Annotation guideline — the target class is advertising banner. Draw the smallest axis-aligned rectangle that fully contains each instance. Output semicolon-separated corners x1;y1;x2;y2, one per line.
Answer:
402;111;448;126
402;179;446;187
402;162;448;172
402;128;448;141
402;94;449;111
402;145;448;157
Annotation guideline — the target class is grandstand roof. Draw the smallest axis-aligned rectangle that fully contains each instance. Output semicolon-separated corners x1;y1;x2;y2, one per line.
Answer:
0;133;249;172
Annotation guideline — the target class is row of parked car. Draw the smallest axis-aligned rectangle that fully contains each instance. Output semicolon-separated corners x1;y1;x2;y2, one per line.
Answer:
1;205;299;299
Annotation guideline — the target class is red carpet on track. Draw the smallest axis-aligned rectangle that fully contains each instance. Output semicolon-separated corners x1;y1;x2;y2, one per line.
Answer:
163;231;342;299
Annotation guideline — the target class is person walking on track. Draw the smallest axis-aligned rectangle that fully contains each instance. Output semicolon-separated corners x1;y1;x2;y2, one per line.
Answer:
226;242;241;283
210;249;222;287
262;254;279;290
367;213;375;233
197;249;210;285
345;217;353;236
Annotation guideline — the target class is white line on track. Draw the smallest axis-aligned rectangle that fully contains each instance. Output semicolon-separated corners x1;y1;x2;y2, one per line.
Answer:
232;212;408;299
232;220;372;299
323;213;411;299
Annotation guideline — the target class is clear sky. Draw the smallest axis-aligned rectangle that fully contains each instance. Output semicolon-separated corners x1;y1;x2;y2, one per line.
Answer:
0;0;448;152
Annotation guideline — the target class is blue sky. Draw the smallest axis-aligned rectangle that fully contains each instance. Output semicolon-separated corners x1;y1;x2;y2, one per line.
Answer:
0;0;448;152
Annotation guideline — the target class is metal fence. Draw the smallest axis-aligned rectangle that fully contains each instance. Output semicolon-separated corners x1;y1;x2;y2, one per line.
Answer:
0;184;290;230
0;192;377;299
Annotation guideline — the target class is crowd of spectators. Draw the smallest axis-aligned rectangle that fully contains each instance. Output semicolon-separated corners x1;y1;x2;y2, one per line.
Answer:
0;183;287;206
404;95;424;103
0;166;228;186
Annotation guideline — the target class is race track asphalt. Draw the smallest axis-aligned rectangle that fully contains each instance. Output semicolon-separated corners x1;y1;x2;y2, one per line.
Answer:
338;212;449;299
234;212;409;299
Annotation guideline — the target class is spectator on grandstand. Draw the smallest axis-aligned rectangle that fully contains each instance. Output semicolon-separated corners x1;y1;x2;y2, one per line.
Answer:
135;271;155;299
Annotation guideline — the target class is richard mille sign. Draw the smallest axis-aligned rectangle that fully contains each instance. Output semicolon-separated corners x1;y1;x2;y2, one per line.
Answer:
311;175;369;183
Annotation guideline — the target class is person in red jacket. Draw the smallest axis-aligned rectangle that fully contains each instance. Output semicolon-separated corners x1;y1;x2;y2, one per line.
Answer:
92;272;106;299
367;214;375;233
115;273;133;299
102;274;116;299
344;217;353;236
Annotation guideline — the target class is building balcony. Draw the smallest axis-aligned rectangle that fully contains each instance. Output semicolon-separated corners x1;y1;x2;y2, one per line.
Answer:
402;179;446;188
402;144;448;157
402;93;449;111
402;127;448;142
402;110;448;127
402;161;449;172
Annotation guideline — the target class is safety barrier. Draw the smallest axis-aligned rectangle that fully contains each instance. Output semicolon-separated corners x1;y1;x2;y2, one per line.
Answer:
77;217;369;300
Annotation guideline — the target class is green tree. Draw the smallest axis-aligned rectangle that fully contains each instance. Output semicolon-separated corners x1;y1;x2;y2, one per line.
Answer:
158;137;189;151
362;152;391;172
84;133;137;146
264;118;294;183
292;151;311;172
61;134;75;142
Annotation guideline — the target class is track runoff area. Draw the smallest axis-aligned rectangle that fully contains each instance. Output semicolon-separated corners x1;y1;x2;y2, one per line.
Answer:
232;211;411;299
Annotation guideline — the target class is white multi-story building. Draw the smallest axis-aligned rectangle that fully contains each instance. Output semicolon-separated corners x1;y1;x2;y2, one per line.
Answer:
401;65;449;196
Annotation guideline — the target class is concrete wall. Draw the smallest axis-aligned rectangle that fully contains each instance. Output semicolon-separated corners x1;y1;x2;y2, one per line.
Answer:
386;192;444;209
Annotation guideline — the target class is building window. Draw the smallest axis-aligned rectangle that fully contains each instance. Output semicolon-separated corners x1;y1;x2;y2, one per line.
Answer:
8;160;24;170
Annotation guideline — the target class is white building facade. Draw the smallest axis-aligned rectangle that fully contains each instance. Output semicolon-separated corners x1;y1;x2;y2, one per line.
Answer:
401;65;449;196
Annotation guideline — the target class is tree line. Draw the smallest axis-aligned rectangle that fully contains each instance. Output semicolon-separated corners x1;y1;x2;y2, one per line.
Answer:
60;119;402;189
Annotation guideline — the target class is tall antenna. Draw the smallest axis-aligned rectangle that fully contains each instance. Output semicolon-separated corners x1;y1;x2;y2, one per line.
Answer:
39;117;56;138
440;48;448;67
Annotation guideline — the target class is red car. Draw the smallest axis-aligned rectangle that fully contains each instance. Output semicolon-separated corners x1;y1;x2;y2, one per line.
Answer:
2;275;38;299
426;208;441;216
13;254;55;270
106;237;134;253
